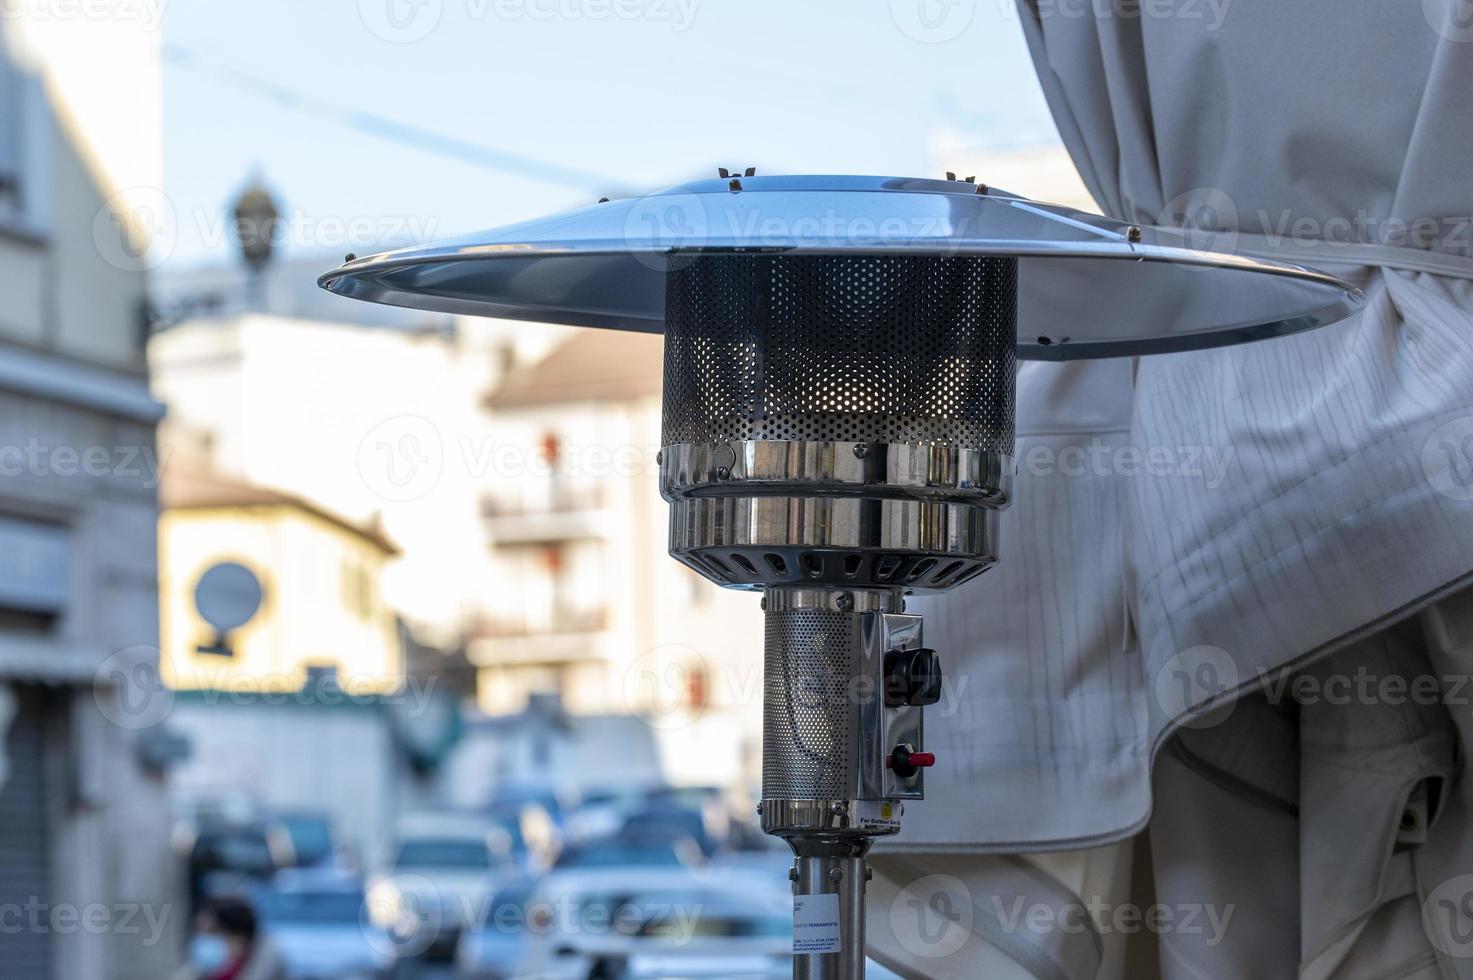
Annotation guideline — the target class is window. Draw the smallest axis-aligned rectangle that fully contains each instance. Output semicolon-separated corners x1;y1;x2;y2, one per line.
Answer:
0;514;69;626
0;37;52;237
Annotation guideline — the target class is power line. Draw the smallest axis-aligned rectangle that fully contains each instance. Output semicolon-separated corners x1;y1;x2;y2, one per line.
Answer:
162;44;631;195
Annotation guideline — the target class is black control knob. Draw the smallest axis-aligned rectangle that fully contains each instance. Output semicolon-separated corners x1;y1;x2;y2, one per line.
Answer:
884;648;943;707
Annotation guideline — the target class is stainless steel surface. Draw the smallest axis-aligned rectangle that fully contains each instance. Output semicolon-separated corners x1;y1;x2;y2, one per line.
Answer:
660;442;1011;506
318;173;1366;359
792;854;868;980
763;602;864;801
764;589;904;614
661;253;1015;453
761;799;905;838
841;856;867;980
760;590;927;815
667;495;999;592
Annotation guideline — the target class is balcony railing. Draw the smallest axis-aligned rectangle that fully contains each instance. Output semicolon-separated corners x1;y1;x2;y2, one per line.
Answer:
474;606;610;639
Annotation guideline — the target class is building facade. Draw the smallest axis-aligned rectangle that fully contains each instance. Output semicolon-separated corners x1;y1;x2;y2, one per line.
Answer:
0;11;178;980
476;328;766;790
157;468;404;695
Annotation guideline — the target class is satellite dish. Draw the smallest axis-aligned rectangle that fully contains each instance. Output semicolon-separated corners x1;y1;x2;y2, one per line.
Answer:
194;562;263;634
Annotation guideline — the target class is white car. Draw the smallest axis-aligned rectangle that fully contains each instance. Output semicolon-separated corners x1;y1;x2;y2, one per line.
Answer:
253;869;393;979
369;814;519;962
513;863;793;979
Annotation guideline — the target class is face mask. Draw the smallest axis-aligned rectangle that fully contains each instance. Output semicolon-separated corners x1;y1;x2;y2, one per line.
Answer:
189;934;231;973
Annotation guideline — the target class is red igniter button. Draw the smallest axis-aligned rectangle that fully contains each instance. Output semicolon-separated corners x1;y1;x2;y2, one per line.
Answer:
888;746;936;777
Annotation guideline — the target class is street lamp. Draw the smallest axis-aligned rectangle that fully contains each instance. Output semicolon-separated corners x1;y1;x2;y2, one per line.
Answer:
232;175;280;309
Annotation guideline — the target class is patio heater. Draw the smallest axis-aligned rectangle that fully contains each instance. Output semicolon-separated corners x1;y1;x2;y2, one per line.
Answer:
321;173;1362;979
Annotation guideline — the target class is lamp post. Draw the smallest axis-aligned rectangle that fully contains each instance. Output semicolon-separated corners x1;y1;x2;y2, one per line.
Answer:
232;176;279;310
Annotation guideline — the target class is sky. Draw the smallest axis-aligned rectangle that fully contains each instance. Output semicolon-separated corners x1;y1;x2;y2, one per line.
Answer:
161;0;1060;268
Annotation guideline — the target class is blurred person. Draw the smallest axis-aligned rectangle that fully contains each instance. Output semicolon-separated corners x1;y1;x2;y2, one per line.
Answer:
173;896;287;980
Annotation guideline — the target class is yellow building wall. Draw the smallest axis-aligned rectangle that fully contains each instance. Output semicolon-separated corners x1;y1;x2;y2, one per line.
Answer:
159;506;403;694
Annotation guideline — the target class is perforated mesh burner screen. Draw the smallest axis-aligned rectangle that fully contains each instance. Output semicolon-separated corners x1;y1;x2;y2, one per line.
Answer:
762;608;858;800
662;254;1017;452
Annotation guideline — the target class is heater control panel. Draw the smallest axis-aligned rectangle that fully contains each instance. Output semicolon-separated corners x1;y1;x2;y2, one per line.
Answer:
867;612;934;801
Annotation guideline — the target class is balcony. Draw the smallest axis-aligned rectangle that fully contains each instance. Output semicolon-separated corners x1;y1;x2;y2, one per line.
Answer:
467;607;612;667
482;482;609;544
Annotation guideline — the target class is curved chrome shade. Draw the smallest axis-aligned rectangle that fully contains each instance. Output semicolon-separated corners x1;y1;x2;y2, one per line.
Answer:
318;174;1364;360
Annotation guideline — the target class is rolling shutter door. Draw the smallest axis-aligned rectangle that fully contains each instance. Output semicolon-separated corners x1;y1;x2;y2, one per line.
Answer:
0;686;52;979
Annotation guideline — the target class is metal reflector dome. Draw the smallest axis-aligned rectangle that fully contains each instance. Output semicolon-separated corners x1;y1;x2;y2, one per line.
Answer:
318;174;1363;360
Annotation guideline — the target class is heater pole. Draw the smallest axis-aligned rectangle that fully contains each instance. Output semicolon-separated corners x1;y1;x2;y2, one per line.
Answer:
790;849;869;980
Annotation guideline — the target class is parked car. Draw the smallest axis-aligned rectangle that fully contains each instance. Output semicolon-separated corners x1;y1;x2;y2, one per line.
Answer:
268;810;337;869
514;865;791;979
186;820;286;910
370;814;518;961
619;806;718;859
453;878;537;980
252;869;393;979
